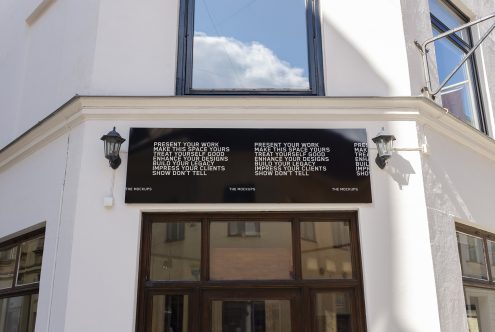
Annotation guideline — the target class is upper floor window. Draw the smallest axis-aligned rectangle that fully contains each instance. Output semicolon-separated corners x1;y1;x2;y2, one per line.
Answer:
176;0;324;95
429;0;486;131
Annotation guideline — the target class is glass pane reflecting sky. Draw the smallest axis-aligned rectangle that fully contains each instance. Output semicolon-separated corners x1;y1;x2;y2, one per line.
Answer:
433;28;478;127
429;0;469;43
192;0;310;89
433;28;469;84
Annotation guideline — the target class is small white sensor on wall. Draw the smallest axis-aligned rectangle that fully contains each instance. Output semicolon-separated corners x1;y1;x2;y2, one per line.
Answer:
103;196;114;208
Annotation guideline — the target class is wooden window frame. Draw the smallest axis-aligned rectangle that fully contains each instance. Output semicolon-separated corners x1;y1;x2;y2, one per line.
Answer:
0;228;45;299
136;211;367;332
0;228;45;332
456;223;495;290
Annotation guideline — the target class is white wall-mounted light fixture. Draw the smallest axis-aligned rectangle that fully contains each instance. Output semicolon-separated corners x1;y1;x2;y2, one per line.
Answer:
372;134;396;169
101;127;126;169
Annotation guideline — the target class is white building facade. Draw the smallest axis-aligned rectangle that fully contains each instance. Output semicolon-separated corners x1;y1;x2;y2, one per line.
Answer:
0;0;494;331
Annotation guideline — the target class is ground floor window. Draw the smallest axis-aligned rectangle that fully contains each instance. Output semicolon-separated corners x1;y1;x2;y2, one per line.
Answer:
456;223;495;331
137;212;366;332
0;228;45;332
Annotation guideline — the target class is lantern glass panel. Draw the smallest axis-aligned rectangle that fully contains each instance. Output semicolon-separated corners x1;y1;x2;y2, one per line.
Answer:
108;142;116;158
383;139;394;157
376;140;387;157
104;142;109;157
375;137;394;158
114;141;121;155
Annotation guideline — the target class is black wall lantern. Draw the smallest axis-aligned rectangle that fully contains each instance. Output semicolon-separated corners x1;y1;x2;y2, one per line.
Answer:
372;134;395;169
101;127;126;169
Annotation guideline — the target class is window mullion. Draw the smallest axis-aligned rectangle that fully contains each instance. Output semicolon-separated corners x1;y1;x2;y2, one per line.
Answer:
456;232;466;277
431;18;471;52
484;236;494;284
12;244;21;288
201;217;209;282
292;217;302;281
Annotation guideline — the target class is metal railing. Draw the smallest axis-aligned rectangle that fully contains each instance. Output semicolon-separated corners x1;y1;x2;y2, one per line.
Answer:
415;13;495;99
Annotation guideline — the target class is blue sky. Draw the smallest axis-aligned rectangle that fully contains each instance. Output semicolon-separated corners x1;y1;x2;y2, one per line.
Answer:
194;0;309;75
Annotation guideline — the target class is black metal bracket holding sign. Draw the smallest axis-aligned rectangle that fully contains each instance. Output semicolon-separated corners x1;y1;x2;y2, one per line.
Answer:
125;128;372;203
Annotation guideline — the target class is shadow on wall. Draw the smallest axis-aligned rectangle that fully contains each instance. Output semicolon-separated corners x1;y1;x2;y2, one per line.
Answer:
322;17;390;96
422;158;473;220
386;152;416;189
418;127;478;332
321;13;433;332
361;155;421;332
420;128;478;222
399;0;433;95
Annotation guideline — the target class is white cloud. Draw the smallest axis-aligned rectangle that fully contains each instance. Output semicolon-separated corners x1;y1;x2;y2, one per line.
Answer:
192;32;309;89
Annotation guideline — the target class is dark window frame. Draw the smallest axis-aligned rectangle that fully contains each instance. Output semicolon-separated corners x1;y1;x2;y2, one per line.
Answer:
175;0;325;96
456;223;495;289
136;212;367;332
456;223;495;332
0;228;45;332
0;228;45;298
429;0;487;133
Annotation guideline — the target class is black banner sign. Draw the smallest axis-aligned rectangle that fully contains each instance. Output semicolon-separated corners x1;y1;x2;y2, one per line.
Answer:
125;128;372;203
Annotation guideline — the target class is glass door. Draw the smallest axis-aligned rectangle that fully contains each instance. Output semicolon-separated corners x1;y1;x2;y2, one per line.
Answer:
310;289;356;332
138;212;367;332
202;289;301;332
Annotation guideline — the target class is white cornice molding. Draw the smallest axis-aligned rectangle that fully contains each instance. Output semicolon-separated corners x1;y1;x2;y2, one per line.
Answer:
1;96;495;170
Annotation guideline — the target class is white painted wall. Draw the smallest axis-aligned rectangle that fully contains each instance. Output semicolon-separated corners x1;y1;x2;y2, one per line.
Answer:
0;125;86;332
89;0;180;96
421;123;495;332
423;126;495;226
0;0;182;150
400;1;495;328
47;116;440;332
320;0;412;96
0;1;493;330
0;0;100;149
1;0;493;148
0;0;457;150
0;1;29;151
359;121;441;332
9;94;495;331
